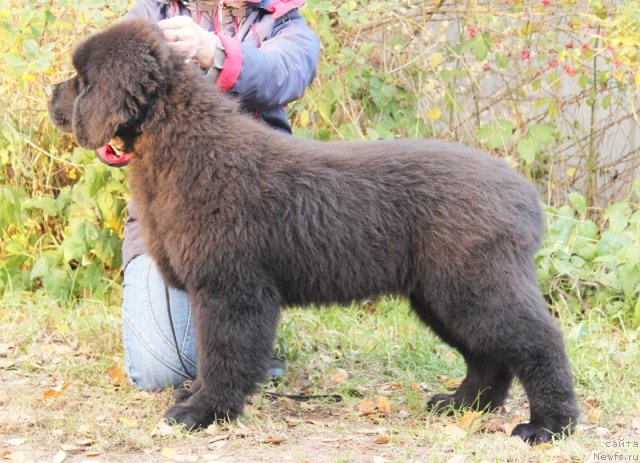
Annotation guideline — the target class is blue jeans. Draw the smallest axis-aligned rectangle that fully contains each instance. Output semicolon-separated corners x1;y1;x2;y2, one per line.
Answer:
122;254;198;391
121;254;285;391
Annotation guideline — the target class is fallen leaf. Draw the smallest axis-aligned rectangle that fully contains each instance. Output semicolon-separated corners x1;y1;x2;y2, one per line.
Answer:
43;381;72;399
161;447;178;459
261;437;286;445
84;450;103;457
152;419;175;437
373;435;390;444
376;396;391;416
533;443;554;451
442;424;466;441
0;449;10;458
60;444;84;452
53;450;67;463
356;398;377;416
445;378;463;390
377;382;402;392
118;417;138;427
329;368;349;385
583;398;599;410
6;439;26;447
459;410;483;429
233;423;252;438
588;408;602;424
77;438;95;446
107;367;127;386
44;389;62;398
447;456;467;463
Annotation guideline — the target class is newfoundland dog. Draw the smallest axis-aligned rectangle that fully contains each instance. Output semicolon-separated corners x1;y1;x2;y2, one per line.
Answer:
47;19;579;444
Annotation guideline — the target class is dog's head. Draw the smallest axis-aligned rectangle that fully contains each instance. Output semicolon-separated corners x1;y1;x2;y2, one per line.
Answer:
47;19;171;150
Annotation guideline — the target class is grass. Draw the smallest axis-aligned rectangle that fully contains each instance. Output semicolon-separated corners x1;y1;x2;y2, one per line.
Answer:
1;291;639;462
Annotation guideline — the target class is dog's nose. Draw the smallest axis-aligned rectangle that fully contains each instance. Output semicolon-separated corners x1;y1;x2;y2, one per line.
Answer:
45;85;53;100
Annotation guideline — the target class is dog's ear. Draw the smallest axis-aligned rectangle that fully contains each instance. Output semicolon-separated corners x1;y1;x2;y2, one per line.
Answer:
70;20;169;149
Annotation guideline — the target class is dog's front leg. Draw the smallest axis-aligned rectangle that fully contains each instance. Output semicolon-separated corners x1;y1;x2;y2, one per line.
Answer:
164;282;281;429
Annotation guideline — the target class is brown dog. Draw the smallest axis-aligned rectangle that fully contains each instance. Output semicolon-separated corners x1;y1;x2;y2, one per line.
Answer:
47;18;579;444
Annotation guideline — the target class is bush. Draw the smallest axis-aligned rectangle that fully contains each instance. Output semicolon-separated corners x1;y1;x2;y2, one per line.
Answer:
0;0;638;325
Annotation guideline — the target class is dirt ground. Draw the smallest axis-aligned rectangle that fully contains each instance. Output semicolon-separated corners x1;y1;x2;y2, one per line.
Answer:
2;367;639;463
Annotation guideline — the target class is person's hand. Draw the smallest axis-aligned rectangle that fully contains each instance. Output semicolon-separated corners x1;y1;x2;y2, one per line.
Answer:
158;16;219;69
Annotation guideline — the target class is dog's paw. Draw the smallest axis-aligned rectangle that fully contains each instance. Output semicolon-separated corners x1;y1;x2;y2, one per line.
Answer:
511;415;575;445
426;393;459;415
511;422;552;444
164;400;238;430
164;403;209;430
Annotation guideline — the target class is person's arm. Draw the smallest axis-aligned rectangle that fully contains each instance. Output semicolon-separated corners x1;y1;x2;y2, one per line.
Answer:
217;10;320;107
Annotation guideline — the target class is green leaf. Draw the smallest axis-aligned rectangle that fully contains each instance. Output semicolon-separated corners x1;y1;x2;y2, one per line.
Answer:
476;119;514;149
604;202;631;232
517;136;540;164
529;124;557;145
495;52;509;69
30;196;58;216
470;35;490;61
30;256;51;280
568;192;587;215
42;267;71;300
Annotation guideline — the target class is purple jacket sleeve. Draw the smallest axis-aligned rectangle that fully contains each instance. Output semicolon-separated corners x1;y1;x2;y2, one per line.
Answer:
221;10;320;108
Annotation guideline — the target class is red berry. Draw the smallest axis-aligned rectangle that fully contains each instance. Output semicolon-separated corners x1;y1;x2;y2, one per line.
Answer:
467;25;477;38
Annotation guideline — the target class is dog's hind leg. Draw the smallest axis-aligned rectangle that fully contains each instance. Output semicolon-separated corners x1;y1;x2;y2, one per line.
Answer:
409;293;513;413
164;281;281;429
426;270;579;444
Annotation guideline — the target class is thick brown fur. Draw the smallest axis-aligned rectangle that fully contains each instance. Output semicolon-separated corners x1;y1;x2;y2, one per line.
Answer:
47;19;579;444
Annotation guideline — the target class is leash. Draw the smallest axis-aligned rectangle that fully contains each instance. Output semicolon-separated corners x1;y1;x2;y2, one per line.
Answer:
165;284;196;380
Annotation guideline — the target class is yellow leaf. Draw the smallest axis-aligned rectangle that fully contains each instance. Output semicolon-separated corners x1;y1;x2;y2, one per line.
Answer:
459;410;483;429
426;108;442;121
445;377;463;390
635;71;640;86
376;396;391;415
118;417;138;427
160;447;177;459
588;408;602;424
430;52;443;68
533;442;554;451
